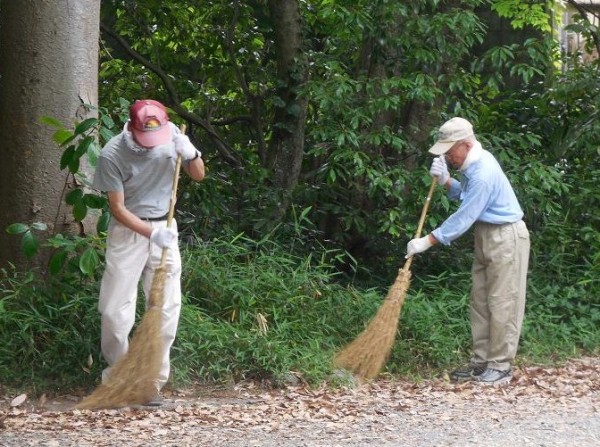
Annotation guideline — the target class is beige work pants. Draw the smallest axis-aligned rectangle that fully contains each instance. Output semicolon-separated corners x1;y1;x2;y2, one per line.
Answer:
470;220;530;371
98;219;182;390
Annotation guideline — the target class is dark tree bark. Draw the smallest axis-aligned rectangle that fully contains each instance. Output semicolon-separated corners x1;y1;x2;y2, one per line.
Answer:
267;0;309;223
0;0;100;270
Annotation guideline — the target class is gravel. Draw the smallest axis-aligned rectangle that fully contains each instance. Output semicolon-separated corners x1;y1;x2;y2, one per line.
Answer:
1;358;598;446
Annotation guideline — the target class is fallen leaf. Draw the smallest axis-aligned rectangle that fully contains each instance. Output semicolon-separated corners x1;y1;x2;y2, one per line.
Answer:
10;394;27;407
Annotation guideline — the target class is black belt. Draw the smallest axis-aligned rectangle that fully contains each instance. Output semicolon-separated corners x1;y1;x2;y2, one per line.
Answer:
139;213;169;221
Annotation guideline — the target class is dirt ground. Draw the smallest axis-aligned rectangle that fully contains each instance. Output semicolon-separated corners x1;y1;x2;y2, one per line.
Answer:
1;357;598;447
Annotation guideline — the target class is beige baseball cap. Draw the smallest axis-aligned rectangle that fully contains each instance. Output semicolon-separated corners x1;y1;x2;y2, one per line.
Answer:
429;117;474;155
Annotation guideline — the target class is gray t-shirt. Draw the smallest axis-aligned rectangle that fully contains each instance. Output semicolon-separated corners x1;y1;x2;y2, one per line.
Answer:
93;122;181;218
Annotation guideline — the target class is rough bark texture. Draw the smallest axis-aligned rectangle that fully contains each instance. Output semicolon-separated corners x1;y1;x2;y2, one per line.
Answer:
267;0;309;223
0;0;100;270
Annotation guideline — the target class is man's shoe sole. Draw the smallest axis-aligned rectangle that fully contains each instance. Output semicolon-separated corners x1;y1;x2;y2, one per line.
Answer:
143;396;164;406
450;375;477;383
476;376;512;386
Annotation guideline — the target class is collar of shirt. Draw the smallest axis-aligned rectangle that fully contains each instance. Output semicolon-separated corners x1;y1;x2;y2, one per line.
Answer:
123;122;147;153
459;140;483;172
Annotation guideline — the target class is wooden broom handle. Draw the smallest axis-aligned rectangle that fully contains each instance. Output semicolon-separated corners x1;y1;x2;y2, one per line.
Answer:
159;124;186;266
402;177;438;272
166;124;186;228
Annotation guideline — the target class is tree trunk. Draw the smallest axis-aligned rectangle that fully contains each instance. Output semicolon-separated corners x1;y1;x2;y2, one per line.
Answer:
0;0;100;270
267;0;309;223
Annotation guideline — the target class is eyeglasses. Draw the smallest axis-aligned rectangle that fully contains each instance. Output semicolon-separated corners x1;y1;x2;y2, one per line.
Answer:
444;141;465;160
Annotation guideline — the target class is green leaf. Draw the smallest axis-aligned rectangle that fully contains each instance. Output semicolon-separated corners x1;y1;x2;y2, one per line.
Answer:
39;116;64;128
83;194;107;209
74;118;99;135
66;188;84;205
48;251;68;275
97;212;111;233
21;231;38;258
60;146;76;170
75;136;95;157
6;223;29;235
100;113;115;128
73;202;88;222
99;127;115;143
68;156;80;174
53;129;76;145
79;247;100;276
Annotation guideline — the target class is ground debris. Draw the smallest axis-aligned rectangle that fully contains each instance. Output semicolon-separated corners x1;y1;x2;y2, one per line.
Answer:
0;357;598;447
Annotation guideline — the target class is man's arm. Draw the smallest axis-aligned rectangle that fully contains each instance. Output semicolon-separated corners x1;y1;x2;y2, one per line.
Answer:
183;155;205;181
107;191;154;238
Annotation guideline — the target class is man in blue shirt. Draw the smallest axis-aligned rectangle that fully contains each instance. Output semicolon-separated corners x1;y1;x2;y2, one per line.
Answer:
406;117;530;386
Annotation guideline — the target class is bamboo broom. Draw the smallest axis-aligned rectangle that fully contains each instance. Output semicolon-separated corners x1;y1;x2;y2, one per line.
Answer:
76;125;186;409
334;178;438;380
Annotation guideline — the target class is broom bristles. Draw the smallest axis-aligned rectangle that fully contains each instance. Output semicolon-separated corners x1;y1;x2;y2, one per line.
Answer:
76;267;167;410
334;268;411;379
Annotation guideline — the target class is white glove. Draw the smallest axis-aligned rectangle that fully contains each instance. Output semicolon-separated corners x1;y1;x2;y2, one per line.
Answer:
174;134;199;160
405;235;433;259
430;156;450;185
150;227;178;249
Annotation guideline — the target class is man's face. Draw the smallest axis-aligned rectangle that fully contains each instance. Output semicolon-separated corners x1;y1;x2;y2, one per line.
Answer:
444;140;469;168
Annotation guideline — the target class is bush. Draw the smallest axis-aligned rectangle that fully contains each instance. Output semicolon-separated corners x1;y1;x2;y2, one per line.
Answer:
0;267;102;392
0;228;598;394
172;232;382;385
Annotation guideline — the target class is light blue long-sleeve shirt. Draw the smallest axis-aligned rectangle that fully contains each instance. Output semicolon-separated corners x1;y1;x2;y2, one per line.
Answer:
431;148;524;246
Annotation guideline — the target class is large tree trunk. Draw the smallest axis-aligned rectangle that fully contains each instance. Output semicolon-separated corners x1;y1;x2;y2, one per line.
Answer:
267;0;309;223
0;0;100;270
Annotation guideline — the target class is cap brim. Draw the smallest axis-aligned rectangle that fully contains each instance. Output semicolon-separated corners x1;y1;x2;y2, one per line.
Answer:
428;141;454;155
132;125;172;148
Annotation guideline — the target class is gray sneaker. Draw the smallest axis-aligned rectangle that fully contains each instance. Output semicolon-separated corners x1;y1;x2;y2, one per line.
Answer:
450;364;487;382
144;392;164;406
476;368;512;386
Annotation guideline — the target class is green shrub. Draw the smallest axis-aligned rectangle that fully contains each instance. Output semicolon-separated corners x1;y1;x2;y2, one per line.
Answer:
0;267;102;392
172;232;382;385
0;229;598;393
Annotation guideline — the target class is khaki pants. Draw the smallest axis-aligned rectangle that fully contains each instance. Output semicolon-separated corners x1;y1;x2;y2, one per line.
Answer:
98;219;182;389
470;220;530;371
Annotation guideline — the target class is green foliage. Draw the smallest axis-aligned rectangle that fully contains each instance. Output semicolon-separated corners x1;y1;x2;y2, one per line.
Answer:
0;267;102;391
1;228;597;391
3;0;600;394
390;272;473;375
5;222;48;258
473;38;552;97
491;0;552;32
6;107;121;277
299;0;488;248
172;231;378;384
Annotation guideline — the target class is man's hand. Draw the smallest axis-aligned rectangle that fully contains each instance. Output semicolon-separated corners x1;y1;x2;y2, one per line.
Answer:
430;156;449;185
174;134;199;160
405;235;433;259
150;227;178;249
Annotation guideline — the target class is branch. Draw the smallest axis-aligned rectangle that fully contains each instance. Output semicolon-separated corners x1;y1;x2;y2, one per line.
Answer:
100;23;243;168
564;0;600;58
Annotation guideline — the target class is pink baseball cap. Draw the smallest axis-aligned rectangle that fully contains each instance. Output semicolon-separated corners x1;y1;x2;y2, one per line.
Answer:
129;99;172;147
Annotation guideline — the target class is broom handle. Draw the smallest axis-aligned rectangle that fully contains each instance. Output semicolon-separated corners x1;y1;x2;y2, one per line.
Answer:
159;124;186;267
402;177;438;272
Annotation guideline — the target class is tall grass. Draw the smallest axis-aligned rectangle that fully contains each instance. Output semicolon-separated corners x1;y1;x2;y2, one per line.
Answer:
172;233;382;385
0;228;598;393
0;268;102;392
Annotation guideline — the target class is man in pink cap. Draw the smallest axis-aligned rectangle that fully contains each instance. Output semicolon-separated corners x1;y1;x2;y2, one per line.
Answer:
92;99;205;405
406;117;530;386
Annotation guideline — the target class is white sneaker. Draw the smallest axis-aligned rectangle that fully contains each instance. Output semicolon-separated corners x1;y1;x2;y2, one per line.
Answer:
475;368;512;386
